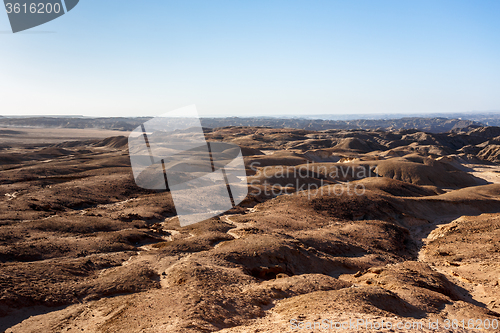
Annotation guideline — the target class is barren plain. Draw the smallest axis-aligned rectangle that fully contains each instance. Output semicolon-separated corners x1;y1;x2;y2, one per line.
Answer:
1;125;500;332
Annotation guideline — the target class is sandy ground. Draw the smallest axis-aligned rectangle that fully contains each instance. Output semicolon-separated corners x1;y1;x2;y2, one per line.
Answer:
468;164;500;184
2;126;500;332
0;127;129;144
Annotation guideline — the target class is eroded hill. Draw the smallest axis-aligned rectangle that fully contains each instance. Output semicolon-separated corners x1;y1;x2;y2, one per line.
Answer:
1;126;500;332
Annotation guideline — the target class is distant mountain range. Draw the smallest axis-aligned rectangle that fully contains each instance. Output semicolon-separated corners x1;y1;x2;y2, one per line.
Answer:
0;112;499;133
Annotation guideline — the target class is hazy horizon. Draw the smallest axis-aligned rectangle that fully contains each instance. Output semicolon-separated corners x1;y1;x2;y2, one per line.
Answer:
1;109;500;120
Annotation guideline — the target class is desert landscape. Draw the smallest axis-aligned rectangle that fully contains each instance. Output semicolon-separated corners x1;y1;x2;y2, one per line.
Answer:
1;123;500;332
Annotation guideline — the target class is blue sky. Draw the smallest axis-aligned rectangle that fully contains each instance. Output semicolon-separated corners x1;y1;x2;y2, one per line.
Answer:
1;0;499;117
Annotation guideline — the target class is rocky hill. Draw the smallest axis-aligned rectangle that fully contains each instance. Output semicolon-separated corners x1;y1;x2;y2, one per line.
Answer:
1;126;499;332
0;116;482;133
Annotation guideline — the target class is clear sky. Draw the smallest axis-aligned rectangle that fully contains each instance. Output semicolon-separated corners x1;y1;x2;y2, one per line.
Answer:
1;0;500;117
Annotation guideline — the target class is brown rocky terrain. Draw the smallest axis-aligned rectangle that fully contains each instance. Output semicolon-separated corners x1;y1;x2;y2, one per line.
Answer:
1;126;500;332
0;115;486;133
